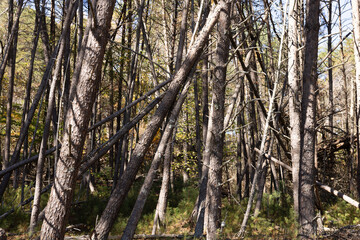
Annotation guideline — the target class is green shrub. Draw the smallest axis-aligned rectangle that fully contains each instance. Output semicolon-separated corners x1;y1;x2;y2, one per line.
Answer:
324;199;360;228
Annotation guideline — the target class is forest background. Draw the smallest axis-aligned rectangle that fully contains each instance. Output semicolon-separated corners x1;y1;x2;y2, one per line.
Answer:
0;0;360;239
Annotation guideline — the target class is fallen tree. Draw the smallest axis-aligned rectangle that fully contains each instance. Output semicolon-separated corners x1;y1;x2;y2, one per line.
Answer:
254;147;360;208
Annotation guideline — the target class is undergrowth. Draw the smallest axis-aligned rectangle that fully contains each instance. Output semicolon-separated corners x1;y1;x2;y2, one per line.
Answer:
1;179;360;239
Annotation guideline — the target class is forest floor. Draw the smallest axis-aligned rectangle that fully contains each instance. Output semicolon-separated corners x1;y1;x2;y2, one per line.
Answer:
322;224;360;239
5;226;360;239
2;183;360;239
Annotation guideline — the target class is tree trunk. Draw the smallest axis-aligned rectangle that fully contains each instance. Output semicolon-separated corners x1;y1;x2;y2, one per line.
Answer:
237;0;289;235
29;6;73;231
0;0;22;95
194;73;202;180
115;0;133;182
288;0;301;219
0;16;65;201
38;0;51;64
206;2;230;239
338;0;352;192
119;0;143;180
62;0;72;113
254;137;273;217
152;138;173;234
19;0;41;202
175;0;190;72
352;0;360;200
201;0;210;151
3;0;16;172
113;0;128;186
236;78;246;200
327;0;333;138
161;0;171;73
299;0;320;237
195;96;214;237
92;3;227;239
40;1;116;238
327;0;334;172
182;109;190;183
77;0;83;54
50;0;56;51
5;0;22;190
121;79;192;240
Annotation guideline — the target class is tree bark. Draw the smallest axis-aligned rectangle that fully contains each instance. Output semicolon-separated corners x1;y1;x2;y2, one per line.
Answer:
40;1;116;238
113;0;127;186
194;72;202;180
288;0;301;219
194;97;214;237
50;0;56;51
254;137;273;217
192;2;210;224
299;0;320;237
206;1;230;239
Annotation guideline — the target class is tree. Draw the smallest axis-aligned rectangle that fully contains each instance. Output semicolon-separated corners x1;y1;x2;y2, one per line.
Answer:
40;0;116;238
352;0;360;200
299;0;320;237
288;0;301;219
121;78;193;240
29;0;77;233
205;1;230;238
152;139;173;234
92;3;228;239
0;0;359;238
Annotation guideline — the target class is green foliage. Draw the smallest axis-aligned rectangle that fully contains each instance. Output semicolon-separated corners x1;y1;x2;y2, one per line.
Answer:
324;199;360;228
69;195;108;233
217;191;297;239
245;191;298;239
3;178;360;239
110;178;197;235
0;186;32;233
